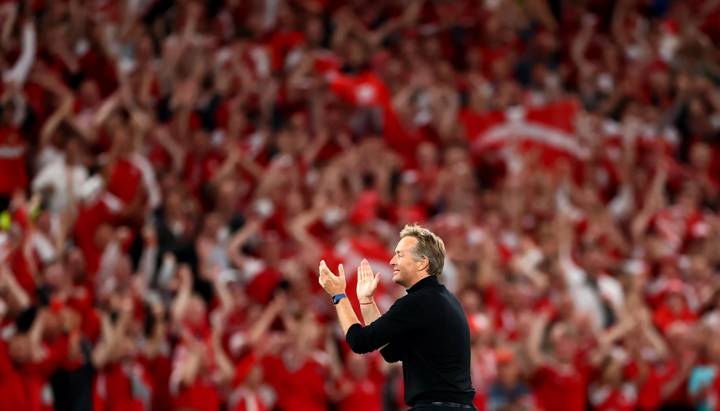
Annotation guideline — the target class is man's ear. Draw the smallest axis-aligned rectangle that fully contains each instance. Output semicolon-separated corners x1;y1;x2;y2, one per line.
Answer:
417;256;429;272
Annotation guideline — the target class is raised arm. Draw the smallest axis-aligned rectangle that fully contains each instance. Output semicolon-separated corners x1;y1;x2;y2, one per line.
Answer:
226;219;262;270
0;264;30;311
3;20;36;86
136;225;159;290
245;293;286;347
635;306;669;359
171;265;194;323
210;310;235;384
170;332;203;389
525;311;550;372
29;68;74;147
630;160;667;240
356;259;382;325
288;206;324;263
92;297;134;367
589;311;636;366
0;3;17;47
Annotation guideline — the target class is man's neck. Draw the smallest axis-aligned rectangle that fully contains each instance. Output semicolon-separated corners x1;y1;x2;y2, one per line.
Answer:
405;273;431;290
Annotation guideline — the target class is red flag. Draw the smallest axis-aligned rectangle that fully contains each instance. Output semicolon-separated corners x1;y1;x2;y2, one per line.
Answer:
460;100;588;167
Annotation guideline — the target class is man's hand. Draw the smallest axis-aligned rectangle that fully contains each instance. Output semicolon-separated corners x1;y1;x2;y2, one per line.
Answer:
356;259;380;303
318;260;346;296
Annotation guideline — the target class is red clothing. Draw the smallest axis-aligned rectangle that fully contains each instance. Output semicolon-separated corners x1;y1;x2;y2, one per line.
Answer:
172;377;220;411
627;361;667;411
141;355;172;411
0;338;68;411
245;267;282;305
389;203;428;226
590;384;637;411
233;353;259;386
66;288;101;343
8;244;36;297
140;355;173;411
77;48;118;97
328;71;391;108
659;359;690;406
107;158;143;205
0;340;35;411
231;389;269;411
532;361;589;411
338;374;383;411
263;354;328;411
267;30;305;70
96;362;150;411
0;126;27;196
182;150;225;194
73;193;121;275
652;303;697;332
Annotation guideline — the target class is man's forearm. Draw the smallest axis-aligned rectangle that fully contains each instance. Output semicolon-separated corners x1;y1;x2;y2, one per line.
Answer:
360;298;382;325
335;298;361;336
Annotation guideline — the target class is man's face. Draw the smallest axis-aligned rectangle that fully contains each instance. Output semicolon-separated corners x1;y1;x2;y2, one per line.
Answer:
9;335;32;363
390;236;420;287
497;361;519;386
551;323;578;363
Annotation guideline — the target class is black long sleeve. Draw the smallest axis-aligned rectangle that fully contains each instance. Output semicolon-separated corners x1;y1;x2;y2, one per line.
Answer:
345;276;475;406
380;343;402;363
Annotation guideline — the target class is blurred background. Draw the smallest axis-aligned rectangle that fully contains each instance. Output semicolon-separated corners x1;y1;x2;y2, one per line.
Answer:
0;0;719;410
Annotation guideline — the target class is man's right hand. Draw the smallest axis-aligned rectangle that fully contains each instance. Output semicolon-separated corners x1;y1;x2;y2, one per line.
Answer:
356;259;380;303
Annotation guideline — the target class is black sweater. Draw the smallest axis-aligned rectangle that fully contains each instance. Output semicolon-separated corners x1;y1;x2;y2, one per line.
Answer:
346;276;475;406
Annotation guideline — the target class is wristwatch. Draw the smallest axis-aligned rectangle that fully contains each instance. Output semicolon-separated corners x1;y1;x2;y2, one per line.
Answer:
332;293;347;305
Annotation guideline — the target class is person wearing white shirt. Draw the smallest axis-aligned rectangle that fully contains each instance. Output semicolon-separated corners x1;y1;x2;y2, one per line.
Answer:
32;137;88;212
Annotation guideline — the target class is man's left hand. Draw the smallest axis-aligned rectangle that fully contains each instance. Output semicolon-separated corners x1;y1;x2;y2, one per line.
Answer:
318;260;346;296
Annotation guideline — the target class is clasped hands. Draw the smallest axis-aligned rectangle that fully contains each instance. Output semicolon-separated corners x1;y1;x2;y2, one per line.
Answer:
318;259;380;303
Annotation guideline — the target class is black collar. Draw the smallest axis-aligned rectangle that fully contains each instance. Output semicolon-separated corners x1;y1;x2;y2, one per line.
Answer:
407;275;439;293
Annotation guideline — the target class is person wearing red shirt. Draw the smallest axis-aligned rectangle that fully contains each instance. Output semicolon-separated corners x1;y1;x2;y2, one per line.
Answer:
90;294;153;411
653;323;698;411
332;352;384;411
168;266;224;411
652;282;698;333
104;123;144;205
227;352;274;411
0;121;27;205
687;333;720;411
526;314;590;411
96;360;152;411
589;351;637;411
485;348;534;411
169;340;221;411
261;312;329;411
0;309;68;411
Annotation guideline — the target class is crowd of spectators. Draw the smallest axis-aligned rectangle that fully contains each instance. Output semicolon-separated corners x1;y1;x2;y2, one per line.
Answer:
0;0;719;410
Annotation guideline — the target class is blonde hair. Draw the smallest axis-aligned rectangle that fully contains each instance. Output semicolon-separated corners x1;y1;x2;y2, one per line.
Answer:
399;224;446;276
